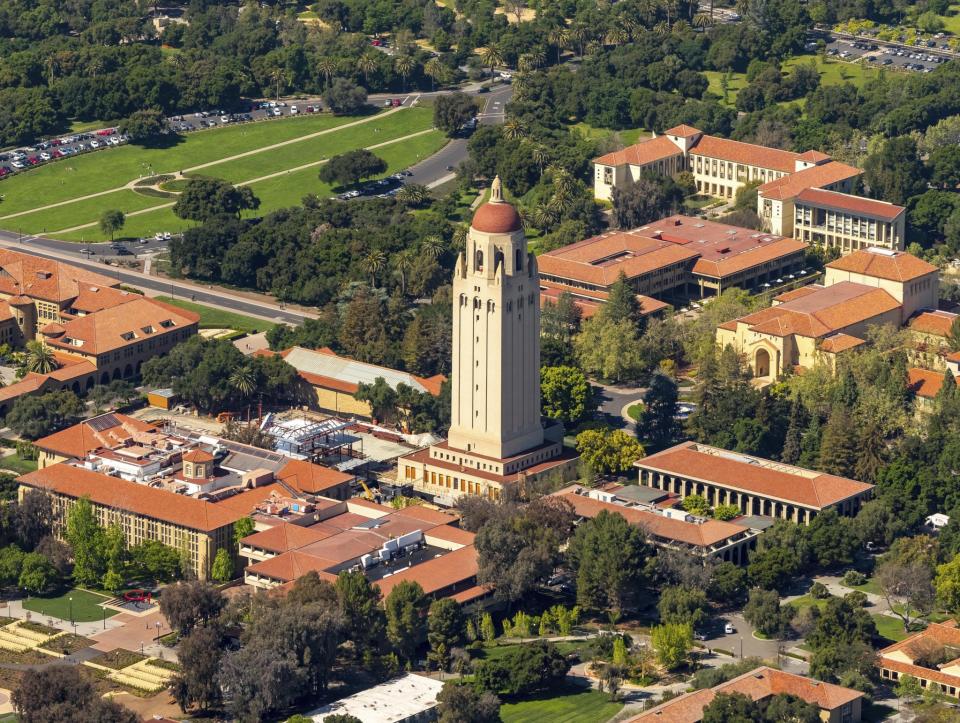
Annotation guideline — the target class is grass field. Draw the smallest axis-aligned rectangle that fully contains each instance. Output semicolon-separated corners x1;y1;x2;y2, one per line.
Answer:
936;4;960;34
22;588;115;623
841;576;882;596
788;594;831;613
872;613;912;644
572;122;650;146
154;296;277;333
0;455;38;474
6;107;445;241
500;687;623;723
705;53;881;107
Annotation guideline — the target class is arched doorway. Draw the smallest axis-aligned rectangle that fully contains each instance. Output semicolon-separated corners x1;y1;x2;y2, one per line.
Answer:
111;368;121;381
754;348;771;378
123;364;133;378
100;372;110;385
71;381;80;394
86;377;95;392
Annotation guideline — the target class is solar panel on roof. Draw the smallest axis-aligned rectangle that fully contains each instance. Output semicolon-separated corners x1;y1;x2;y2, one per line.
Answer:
86;414;119;432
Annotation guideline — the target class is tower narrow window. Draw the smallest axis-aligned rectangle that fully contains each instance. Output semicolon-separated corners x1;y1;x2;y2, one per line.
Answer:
515;249;522;272
475;249;484;271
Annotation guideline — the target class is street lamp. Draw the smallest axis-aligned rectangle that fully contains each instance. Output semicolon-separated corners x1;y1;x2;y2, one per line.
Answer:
68;597;73;625
155;621;161;641
102;607;106;630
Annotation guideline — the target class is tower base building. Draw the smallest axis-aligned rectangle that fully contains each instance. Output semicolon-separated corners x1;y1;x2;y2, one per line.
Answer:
398;179;578;504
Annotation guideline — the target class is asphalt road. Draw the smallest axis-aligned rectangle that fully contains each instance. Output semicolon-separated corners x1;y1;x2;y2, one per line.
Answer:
824;36;947;73
0;229;314;326
406;83;513;188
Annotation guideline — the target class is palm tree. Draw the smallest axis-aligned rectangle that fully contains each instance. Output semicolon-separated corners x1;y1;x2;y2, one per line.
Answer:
452;224;469;252
529;47;546;69
394;55;415;92
605;27;629;47
317;56;337;89
396;184;427;206
531;144;549;175
269;67;286;101
512;72;530;99
503;118;527;140
421;235;446;260
424;57;444;91
548;26;569;66
653;20;670;35
362;249;386;288
532;203;558;230
570;24;591;58
479;44;504;81
517;54;534;73
394;249;416;295
357;53;378;87
24;341;56;375
229;365;257;400
693;12;712;29
672;19;691;36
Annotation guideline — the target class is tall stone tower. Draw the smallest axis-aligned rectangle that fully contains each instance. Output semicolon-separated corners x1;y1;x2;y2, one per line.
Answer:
395;178;577;504
448;177;544;459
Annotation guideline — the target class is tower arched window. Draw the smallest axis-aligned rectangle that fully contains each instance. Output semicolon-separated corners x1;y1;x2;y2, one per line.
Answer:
475;249;484;271
515;249;522;272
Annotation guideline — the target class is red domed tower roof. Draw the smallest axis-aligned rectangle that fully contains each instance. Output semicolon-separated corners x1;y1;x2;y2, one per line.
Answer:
471;176;522;234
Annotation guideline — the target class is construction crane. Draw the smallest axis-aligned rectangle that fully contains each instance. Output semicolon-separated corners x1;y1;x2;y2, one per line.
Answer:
359;479;375;502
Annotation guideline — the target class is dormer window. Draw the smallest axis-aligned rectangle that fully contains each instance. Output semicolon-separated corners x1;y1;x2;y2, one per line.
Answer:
159;319;175;328
120;331;136;341
141;325;155;334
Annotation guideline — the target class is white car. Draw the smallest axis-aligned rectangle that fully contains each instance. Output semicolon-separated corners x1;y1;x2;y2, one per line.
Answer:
90;140;101;148
11;161;24;169
220;115;231;123
39;152;51;161
290;105;299;114
272;108;282;117
724;623;736;634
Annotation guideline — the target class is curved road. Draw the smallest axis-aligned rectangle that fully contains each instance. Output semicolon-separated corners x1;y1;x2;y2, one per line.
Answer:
0;82;513;324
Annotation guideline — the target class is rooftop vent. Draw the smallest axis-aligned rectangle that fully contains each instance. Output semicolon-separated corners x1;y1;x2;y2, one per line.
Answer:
867;247;897;256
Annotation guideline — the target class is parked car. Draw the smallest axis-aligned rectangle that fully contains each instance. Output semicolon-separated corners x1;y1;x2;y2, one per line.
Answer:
724;623;736;634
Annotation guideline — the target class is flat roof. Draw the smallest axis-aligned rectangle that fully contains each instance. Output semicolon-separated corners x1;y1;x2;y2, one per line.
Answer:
637;442;873;509
307;674;443;722
272;347;444;396
796;187;904;221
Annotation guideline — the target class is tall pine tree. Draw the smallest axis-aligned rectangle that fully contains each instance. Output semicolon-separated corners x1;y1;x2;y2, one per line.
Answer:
603;271;646;335
818;407;859;477
781;394;806;464
640;371;680;450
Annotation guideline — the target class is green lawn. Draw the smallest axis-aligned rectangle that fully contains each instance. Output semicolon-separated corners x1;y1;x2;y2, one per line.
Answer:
788;594;831;613
0;111;378;217
627;403;644;422
936;4;960;34
13;189;165;236
872;613;912;644
153;296;277;333
706;53;881;108
500;687;623;723
48;118;446;242
477;640;590;663
21;588;116;623
0;455;38;475
572;122;650;146
841;577;882;596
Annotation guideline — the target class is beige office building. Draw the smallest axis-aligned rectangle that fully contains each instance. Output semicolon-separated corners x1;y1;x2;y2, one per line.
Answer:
398;178;577;503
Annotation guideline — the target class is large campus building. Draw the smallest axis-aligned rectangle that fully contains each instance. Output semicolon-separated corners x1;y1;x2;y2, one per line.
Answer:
396;178;577;503
716;247;939;380
593;125;905;254
0;250;198;415
632;666;864;722
258;345;445;420
18;415;356;579
878;620;960;699
537;214;810;303
635;441;874;525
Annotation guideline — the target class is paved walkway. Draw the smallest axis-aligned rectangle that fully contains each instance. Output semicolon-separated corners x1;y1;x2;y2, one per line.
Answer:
0;101;416;223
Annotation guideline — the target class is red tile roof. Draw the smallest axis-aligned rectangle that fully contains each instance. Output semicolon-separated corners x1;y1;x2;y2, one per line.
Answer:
375;545;479;598
242;521;341;554
879;620;960;688
34;414;157;459
632;666;863;722
908;367;951;399
692;135;802;173
0;249;119;303
183;449;214;463
818;333;866;354
758;161;862;201
45;297;199;355
796;187;905;221
826;248;938;283
665;125;703;138
277;459;354;495
637;442;873;508
20;464;241;532
594;135;682;167
245;550;338;583
729;282;900;339
555;488;748;548
472;200;522;234
908;310;958;337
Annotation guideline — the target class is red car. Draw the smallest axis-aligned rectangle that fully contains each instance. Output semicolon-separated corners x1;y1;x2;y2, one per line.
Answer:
370;38;382;46
392;98;402;107
52;149;63;158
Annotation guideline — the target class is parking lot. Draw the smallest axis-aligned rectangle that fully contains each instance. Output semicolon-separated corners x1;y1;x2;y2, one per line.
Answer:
824;36;951;73
0;95;413;182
